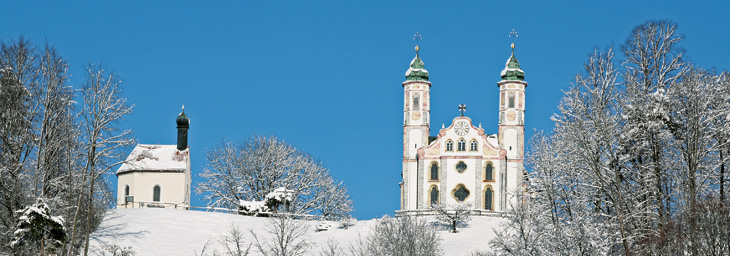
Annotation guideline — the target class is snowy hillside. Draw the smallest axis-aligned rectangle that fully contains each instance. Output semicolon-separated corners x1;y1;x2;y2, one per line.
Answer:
90;208;504;255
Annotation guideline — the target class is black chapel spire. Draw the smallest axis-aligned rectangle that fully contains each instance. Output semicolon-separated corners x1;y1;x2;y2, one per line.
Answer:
176;105;190;151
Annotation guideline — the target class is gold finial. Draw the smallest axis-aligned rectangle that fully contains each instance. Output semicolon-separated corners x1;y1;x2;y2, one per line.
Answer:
182;104;185;111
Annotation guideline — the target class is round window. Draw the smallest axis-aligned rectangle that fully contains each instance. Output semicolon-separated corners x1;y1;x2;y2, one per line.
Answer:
456;161;467;173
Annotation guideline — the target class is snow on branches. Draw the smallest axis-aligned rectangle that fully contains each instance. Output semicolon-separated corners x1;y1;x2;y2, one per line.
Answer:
199;135;353;220
10;198;66;253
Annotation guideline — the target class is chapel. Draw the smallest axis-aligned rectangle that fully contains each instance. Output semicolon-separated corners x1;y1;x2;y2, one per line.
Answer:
116;107;192;209
400;42;526;214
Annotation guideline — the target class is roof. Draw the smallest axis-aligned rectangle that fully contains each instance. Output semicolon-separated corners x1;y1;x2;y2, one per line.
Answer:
117;144;189;174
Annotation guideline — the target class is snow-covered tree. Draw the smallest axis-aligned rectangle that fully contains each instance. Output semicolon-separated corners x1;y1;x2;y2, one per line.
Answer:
0;37;130;256
10;198;66;256
198;135;353;220
492;20;730;255
431;203;471;233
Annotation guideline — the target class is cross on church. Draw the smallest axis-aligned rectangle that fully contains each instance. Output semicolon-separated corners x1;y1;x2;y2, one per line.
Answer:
413;32;422;46
413;32;422;56
459;104;466;117
509;29;518;51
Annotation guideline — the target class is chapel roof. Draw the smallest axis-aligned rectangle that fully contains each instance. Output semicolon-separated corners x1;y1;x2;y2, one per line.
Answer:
117;144;189;174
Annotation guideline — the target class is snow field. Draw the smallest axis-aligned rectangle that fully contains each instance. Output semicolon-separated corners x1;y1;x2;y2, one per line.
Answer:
91;208;505;255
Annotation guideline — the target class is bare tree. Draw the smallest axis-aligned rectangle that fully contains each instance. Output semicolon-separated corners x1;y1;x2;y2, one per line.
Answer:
365;216;443;256
318;238;344;256
67;62;134;256
198;135;353;220
431;203;471;233
251;214;311;256
216;225;252;256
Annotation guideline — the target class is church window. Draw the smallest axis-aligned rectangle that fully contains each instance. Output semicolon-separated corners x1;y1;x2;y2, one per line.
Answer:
470;140;478;151
430;163;439;180
452;184;470;202
413;93;420;110
456;161;467;173
485;163;494;180
125;185;129;196
457;139;466;151
446;140;454;151
430;187;439;207
485;186;494;210
509;92;515;108
153;185;161;202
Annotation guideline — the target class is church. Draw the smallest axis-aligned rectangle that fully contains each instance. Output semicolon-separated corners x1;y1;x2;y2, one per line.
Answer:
116;107;192;209
400;42;526;215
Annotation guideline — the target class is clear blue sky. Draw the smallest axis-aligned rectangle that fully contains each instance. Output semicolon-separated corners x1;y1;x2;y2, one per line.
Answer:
3;1;729;219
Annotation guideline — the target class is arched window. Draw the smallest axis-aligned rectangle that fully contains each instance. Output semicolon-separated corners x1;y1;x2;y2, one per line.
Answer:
470;140;478;151
413;93;420;110
430;187;439;206
508;92;515;108
485;163;494;180
457;139;466;151
446;140;454;151
456;161;467;173
124;185;130;196
430;163;439;180
153;185;161;202
485;187;494;210
452;184;470;202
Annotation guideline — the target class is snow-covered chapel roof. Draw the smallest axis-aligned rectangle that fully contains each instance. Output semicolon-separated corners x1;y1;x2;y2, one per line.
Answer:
117;144;189;174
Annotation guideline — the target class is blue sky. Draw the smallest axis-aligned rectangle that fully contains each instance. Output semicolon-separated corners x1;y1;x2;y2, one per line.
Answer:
3;1;729;219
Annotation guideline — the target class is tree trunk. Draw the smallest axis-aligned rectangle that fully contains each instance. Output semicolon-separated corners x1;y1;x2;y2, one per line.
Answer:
83;176;95;256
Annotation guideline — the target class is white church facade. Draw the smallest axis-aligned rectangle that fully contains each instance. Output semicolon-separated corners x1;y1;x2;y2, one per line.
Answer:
400;43;527;215
116;108;192;209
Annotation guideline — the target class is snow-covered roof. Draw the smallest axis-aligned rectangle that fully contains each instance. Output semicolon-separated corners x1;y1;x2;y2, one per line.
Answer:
117;144;189;174
405;67;429;77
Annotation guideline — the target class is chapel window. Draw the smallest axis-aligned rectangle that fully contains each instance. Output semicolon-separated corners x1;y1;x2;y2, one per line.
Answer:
470;140;478;151
485;187;493;210
430;163;439;180
125;185;129;196
456;161;467;173
430;187;439;206
413;93;420;110
446;140;454;151
153;185;161;202
485;163;494;180
457;139;466;151
453;184;470;202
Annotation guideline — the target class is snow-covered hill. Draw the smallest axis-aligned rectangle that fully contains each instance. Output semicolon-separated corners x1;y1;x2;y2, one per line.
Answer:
90;208;504;255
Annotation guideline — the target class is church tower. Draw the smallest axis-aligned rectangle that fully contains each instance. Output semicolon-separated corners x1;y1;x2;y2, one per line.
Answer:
497;42;526;210
177;106;190;151
401;43;431;210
